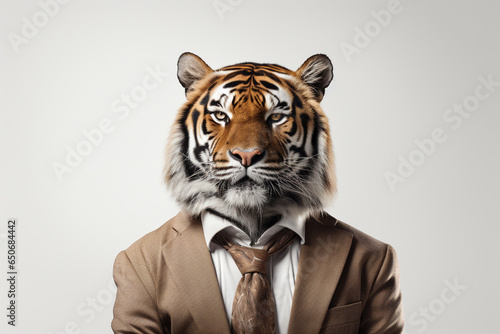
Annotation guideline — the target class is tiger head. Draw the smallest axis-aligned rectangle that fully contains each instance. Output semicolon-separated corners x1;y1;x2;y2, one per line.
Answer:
164;53;336;240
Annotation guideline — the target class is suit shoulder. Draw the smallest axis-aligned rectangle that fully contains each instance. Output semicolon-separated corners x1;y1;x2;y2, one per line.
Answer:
121;211;195;265
317;213;399;292
316;212;394;259
336;220;389;253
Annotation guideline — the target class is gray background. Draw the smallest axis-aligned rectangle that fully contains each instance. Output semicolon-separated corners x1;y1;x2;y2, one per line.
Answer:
1;0;499;333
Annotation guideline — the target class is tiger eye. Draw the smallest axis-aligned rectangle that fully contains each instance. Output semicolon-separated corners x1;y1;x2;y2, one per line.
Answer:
212;112;228;123
268;114;287;124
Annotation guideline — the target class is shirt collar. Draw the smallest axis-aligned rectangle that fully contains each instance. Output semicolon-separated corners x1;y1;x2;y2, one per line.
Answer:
201;210;307;251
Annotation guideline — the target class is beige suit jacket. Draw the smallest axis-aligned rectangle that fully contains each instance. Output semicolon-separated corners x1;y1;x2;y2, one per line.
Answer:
112;211;404;333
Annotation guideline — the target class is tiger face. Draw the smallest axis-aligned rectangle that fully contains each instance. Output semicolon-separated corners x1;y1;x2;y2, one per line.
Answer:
164;53;336;239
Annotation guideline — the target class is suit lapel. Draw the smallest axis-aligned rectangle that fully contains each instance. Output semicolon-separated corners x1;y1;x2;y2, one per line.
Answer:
161;212;230;333
288;214;353;334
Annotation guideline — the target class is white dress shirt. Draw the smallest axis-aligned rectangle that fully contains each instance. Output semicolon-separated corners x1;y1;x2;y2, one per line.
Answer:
201;211;306;334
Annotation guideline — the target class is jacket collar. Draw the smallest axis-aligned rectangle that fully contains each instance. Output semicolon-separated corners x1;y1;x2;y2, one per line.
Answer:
162;211;231;333
287;213;353;334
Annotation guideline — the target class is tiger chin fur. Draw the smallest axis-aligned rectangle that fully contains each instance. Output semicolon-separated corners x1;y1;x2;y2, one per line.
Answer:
163;53;336;242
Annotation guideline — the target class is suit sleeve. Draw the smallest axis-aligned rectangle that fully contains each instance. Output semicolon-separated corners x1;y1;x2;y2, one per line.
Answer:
112;250;167;334
359;244;404;334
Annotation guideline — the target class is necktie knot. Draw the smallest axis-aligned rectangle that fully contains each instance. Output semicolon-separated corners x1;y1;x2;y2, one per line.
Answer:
227;245;269;275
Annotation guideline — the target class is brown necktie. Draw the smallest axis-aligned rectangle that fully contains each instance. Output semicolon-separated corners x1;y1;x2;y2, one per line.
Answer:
213;228;298;334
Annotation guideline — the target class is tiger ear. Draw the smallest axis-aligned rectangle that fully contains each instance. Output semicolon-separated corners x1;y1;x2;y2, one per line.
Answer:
296;54;333;102
177;52;214;94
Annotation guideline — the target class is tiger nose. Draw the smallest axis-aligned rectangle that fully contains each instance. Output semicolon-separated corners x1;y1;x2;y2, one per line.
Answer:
229;149;264;167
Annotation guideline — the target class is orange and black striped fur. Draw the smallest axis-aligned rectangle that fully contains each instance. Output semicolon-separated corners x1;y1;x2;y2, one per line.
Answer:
164;53;336;241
